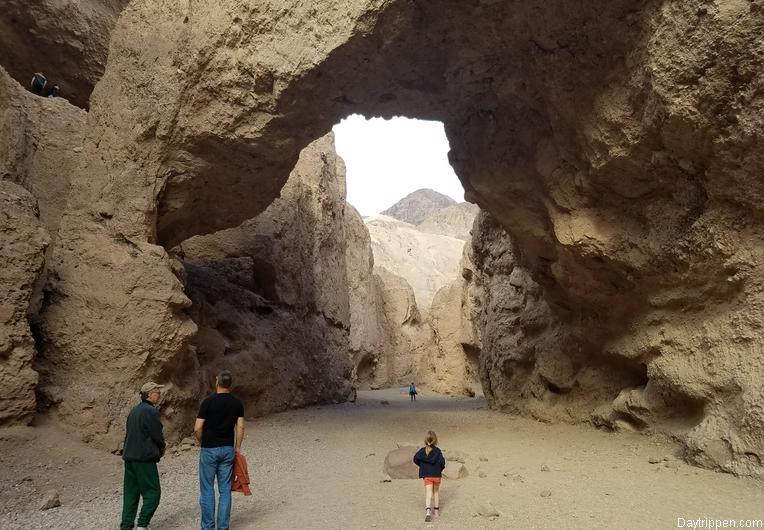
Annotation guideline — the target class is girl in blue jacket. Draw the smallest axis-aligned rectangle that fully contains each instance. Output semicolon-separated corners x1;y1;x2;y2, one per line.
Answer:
413;430;446;521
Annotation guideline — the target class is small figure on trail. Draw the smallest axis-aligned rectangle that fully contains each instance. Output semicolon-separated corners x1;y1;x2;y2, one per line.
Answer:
413;430;446;522
409;382;418;402
194;370;246;530
30;72;47;95
120;382;165;530
45;84;60;98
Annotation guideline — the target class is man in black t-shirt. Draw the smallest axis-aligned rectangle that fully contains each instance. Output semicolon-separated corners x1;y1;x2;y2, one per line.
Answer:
194;370;245;530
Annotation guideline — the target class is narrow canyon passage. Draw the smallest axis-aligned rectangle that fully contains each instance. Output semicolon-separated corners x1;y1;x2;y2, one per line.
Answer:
2;3;764;529
3;390;762;529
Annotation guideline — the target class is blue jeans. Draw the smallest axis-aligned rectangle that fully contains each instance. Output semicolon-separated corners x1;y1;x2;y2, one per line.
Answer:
199;446;236;530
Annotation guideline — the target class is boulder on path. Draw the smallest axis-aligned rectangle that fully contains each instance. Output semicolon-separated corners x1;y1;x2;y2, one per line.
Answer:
384;446;419;479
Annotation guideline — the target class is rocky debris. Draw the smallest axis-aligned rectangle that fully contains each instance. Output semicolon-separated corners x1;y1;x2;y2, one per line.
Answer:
0;181;50;426
38;490;60;510
476;502;500;518
540;490;552;498
365;215;466;312
541;464;550;472
381;189;456;226
0;0;129;108
444;450;468;464
383;446;418;479
443;464;469;480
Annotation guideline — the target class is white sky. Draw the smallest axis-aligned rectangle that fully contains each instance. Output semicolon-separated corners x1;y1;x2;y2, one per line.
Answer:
332;114;465;216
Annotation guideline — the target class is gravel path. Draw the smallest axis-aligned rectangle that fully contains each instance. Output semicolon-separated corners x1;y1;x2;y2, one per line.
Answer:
1;388;763;529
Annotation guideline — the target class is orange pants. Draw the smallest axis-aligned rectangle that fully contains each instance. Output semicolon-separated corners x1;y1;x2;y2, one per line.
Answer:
423;477;441;486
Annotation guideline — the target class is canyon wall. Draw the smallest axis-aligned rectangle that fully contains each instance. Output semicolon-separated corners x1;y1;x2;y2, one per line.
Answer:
0;0;129;108
0;182;49;426
0;0;761;475
177;133;354;421
0;68;85;426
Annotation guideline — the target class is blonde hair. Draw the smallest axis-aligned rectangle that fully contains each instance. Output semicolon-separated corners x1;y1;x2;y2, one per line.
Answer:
424;430;438;455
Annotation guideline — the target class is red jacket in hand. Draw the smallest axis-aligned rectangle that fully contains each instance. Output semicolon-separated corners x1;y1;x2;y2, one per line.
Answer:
232;452;252;496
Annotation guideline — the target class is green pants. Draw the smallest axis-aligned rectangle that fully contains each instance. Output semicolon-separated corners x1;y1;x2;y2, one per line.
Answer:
120;461;161;529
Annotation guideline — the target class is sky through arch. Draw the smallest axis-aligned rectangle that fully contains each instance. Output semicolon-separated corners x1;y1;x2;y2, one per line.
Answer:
333;114;465;216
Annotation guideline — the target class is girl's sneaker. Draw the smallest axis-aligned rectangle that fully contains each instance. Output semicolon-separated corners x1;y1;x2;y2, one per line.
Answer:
425;507;432;522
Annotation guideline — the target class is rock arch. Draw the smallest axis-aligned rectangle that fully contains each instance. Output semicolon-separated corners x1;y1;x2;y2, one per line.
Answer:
32;0;764;475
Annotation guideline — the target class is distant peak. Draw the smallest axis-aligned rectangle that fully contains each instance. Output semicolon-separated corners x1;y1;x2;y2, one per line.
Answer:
381;189;459;225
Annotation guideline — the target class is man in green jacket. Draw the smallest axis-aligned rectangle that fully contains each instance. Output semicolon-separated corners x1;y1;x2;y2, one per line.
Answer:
120;382;166;530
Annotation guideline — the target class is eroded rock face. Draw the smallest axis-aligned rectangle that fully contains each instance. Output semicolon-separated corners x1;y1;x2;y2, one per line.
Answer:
178;134;353;418
426;247;482;396
34;0;764;475
418;202;480;241
0;67;86;233
369;266;434;388
365;215;466;313
0;67;84;427
0;0;129;108
471;212;650;423
345;206;389;388
0;182;49;425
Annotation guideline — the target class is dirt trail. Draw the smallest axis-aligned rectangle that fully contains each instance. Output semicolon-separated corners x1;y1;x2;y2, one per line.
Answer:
1;388;763;529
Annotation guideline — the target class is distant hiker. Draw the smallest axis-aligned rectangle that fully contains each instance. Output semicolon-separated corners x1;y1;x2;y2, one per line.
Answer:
121;382;165;530
30;72;47;95
413;430;446;522
409;382;418;401
194;370;245;530
45;84;60;98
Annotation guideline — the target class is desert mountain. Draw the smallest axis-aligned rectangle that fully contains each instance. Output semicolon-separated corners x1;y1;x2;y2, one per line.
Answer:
381;188;457;225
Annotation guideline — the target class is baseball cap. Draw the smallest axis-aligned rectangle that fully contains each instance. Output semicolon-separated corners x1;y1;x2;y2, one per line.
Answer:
140;382;163;394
